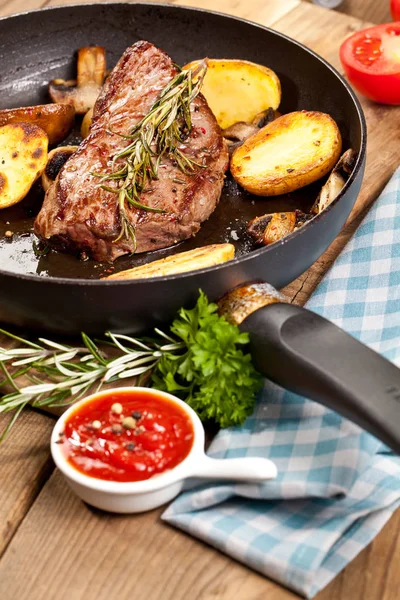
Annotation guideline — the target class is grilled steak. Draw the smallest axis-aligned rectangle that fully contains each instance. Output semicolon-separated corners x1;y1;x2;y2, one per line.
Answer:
35;41;229;261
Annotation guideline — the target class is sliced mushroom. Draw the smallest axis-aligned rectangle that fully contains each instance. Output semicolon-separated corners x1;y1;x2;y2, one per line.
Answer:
335;148;357;175
223;122;260;158
223;122;259;143
223;110;278;142
226;140;242;158
81;107;94;139
252;107;279;128
41;146;78;191
223;108;280;157
247;213;273;244
49;47;106;114
218;282;284;326
247;210;312;246
311;148;357;214
264;212;297;245
311;171;346;215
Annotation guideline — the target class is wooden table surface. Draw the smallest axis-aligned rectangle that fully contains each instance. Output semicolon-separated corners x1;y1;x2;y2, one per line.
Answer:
1;1;400;599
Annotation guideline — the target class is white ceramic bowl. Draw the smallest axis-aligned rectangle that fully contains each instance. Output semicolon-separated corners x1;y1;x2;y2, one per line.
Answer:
51;387;277;513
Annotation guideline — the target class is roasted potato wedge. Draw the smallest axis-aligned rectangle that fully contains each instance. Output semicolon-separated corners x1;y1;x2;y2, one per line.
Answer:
105;244;235;280
231;111;342;196
0;123;48;209
183;59;281;129
0;104;75;145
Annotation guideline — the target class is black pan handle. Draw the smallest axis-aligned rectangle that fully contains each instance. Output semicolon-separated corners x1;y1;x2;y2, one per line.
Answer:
241;303;400;454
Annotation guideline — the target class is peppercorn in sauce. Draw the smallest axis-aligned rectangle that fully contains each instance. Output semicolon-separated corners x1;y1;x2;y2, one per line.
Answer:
61;390;194;482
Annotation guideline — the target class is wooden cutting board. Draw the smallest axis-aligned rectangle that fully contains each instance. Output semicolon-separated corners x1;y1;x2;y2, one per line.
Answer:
0;3;399;600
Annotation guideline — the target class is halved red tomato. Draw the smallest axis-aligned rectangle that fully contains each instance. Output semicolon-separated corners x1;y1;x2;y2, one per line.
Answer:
392;0;400;22
340;23;400;104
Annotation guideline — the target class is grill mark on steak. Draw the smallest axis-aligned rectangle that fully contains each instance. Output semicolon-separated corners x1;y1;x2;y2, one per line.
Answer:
35;41;229;261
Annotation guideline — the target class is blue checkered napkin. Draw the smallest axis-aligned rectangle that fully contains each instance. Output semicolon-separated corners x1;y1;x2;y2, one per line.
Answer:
162;168;400;598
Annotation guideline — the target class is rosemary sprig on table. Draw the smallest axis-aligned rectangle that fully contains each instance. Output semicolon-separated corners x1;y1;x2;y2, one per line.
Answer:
92;61;208;248
0;329;177;441
0;292;262;440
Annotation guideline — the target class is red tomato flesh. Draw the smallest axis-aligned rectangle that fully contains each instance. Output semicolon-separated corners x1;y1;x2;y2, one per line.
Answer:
392;0;400;22
62;390;194;482
340;23;400;104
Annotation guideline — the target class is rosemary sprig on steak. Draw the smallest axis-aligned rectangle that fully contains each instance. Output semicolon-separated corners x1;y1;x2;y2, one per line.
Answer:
92;61;207;248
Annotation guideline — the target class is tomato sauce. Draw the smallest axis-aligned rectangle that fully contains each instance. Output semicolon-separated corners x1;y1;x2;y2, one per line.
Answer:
61;390;194;482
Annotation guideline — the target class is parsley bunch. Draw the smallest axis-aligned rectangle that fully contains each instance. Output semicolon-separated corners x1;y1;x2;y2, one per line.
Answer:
152;291;263;427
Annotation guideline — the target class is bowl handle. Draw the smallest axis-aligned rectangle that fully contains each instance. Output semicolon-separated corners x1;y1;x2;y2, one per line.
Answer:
190;455;277;482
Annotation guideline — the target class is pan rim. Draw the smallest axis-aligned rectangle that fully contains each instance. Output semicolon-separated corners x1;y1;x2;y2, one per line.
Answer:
0;1;367;287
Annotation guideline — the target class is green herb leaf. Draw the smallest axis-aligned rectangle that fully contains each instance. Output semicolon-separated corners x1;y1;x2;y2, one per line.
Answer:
151;291;263;428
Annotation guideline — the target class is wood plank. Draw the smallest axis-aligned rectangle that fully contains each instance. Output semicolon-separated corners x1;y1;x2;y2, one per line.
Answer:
0;408;54;556
0;470;299;600
317;508;400;600
335;0;391;24
305;0;391;25
0;467;399;600
0;0;42;17
173;0;300;24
